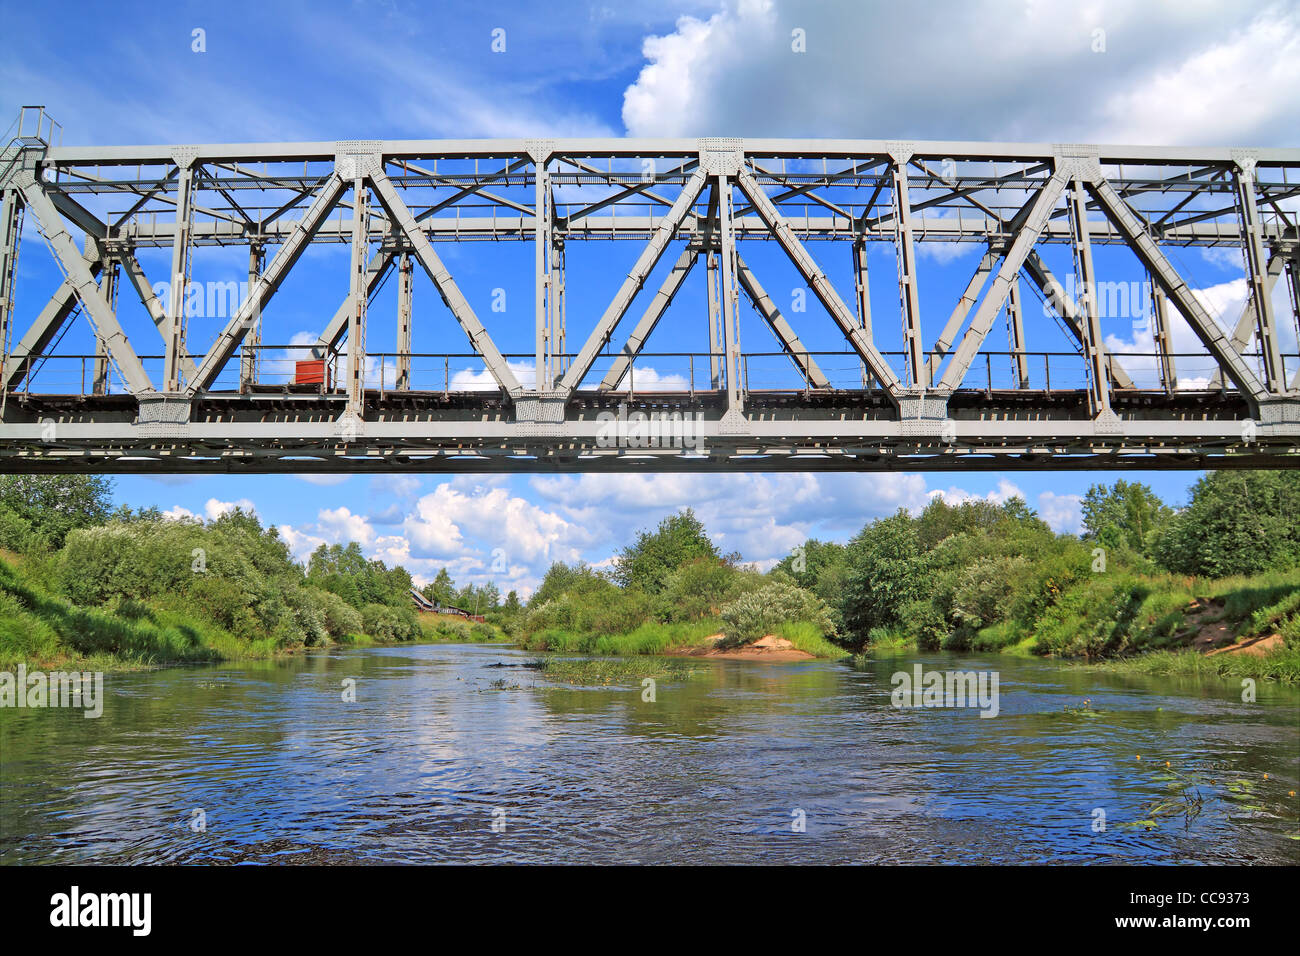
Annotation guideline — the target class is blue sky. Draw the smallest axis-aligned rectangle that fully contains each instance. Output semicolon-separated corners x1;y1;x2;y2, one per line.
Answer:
3;0;1298;595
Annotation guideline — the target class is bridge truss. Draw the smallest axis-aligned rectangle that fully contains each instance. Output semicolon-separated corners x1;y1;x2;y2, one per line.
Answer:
1;107;1298;474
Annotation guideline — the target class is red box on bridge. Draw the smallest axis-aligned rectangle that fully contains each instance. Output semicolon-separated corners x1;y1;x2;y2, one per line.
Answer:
294;359;329;386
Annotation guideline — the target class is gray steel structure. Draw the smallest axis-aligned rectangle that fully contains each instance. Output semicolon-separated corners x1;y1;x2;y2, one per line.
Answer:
1;108;1298;474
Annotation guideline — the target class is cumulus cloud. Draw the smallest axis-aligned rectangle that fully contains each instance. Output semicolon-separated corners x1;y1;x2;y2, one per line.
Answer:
622;1;1300;145
1038;491;1084;535
164;497;258;523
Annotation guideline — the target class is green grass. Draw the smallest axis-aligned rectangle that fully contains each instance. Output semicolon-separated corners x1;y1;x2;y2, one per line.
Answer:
529;655;707;685
0;554;444;670
0;558;272;670
1089;647;1300;684
418;614;510;644
519;619;725;655
776;620;850;659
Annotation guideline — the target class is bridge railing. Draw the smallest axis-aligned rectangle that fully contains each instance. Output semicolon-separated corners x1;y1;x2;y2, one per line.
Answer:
8;348;1293;399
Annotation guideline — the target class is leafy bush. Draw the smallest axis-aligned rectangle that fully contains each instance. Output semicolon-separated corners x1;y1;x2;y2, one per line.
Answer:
360;603;421;642
720;581;836;644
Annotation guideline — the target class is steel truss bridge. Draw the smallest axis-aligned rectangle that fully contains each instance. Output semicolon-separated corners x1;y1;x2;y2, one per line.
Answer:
1;107;1298;474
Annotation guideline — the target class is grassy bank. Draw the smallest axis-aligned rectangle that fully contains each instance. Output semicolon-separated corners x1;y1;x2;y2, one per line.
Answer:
0;555;507;671
852;567;1300;683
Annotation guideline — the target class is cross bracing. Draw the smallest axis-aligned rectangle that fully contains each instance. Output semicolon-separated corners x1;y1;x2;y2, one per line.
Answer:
2;112;1298;473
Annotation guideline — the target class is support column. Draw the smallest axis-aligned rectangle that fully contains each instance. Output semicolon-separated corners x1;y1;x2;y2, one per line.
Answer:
534;155;552;390
240;243;263;392
552;237;566;375
1289;253;1300;390
1150;281;1177;393
0;188;21;367
1069;178;1111;416
346;178;369;416
892;159;925;387
1234;159;1286;392
396;251;412;390
853;237;872;387
93;259;118;395
716;174;742;413
164;162;194;392
1007;276;1029;389
706;249;722;388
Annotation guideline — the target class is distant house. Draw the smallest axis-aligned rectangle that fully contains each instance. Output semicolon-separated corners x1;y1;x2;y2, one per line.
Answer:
409;587;486;622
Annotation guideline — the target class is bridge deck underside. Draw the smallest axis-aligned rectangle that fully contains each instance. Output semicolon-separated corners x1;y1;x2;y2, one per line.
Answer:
2;388;1291;473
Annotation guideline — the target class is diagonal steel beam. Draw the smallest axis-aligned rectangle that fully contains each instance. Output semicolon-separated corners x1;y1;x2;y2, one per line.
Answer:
1084;176;1267;402
3;252;101;390
313;249;395;356
1211;253;1285;387
558;166;709;396
369;170;523;397
1022;250;1134;389
560;159;700;226
186;173;347;394
736;254;830;389
13;172;154;394
929;247;997;379
936;170;1069;391
734;165;903;399
120;252;197;380
599;247;697;390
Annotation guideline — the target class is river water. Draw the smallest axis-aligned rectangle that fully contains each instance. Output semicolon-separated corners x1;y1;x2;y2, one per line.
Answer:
2;643;1297;864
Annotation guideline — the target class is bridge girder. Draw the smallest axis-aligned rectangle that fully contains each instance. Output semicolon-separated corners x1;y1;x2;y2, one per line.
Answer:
2;132;1298;473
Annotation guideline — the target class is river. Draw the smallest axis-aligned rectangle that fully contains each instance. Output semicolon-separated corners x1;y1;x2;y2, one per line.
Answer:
2;644;1297;864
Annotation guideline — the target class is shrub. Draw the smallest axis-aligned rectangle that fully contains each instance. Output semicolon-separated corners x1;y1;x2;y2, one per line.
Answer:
720;581;835;644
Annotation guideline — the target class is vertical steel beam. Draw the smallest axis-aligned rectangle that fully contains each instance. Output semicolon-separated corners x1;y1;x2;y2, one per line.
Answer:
396;251;412;390
1150;282;1177;393
552;237;567;376
892;161;925;387
1289;252;1300;390
534;155;552;390
716;174;742;413
92;258;118;395
347;178;369;416
1234;161;1286;392
706;250;722;388
852;238;872;386
1006;276;1029;389
1069;178;1111;415
240;243;263;392
0;188;21;364
164;163;194;391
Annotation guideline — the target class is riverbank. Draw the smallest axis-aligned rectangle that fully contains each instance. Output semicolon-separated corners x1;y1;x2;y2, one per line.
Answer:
0;555;508;672
516;618;847;661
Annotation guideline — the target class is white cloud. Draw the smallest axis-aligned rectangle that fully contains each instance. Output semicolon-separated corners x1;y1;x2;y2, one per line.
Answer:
1038;491;1083;535
162;496;258;523
621;1;1300;145
927;478;1025;508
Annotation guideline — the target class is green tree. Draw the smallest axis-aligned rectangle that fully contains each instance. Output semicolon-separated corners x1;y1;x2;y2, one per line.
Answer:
613;508;719;593
1152;471;1300;577
0;475;114;548
840;510;928;638
1081;479;1170;553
